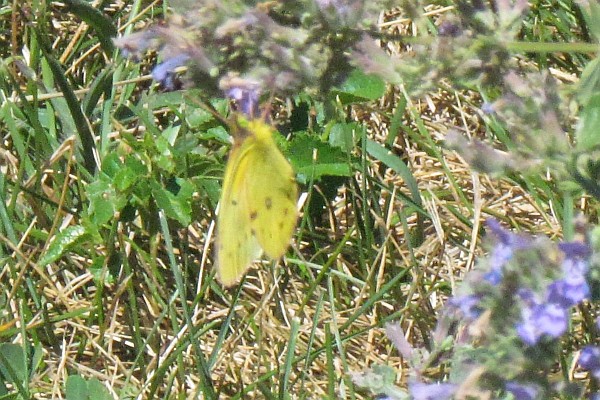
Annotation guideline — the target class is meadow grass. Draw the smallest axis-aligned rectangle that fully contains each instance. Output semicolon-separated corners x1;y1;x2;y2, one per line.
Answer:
0;1;597;399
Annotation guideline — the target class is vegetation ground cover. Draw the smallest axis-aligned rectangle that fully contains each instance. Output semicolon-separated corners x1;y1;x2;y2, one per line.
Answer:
0;1;598;399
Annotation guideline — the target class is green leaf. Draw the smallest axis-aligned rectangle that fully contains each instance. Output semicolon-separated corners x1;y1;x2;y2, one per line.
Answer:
151;179;194;226
366;138;422;208
0;343;27;383
154;136;175;173
101;152;123;178
87;377;113;400
583;1;600;43
328;122;361;153
578;57;600;105
66;375;113;400
39;225;87;266
333;69;386;104
66;375;88;400
87;178;127;226
113;157;147;192
288;134;353;183
576;92;600;151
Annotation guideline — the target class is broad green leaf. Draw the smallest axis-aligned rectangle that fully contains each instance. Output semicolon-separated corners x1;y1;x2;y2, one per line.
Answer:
333;69;386;104
0;343;27;383
66;375;112;400
288;134;353;183
66;375;88;400
87;377;113;400
151;179;194;226
39;225;87;266
328;122;362;153
87;179;127;225
101;152;123;178
113;160;144;192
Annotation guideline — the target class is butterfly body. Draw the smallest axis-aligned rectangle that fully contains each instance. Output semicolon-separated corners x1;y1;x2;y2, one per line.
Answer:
216;118;298;286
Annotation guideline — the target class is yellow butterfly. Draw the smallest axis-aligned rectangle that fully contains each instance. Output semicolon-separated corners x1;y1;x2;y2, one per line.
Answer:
216;116;298;286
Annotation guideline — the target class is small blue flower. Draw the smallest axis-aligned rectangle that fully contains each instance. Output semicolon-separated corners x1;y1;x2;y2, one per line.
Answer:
547;242;590;308
516;302;568;345
225;86;260;117
486;219;532;275
558;241;591;259
546;274;589;308
505;381;541;400
152;54;190;91
448;294;484;320
408;382;456;400
579;346;600;380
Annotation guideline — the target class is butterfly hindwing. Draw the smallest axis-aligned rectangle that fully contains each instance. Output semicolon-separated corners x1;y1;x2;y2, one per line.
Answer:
246;140;298;259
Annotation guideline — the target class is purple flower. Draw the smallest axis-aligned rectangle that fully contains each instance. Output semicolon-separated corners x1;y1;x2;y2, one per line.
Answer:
408;382;456;400
505;381;541;400
558;241;591;259
546;274;589;308
516;302;568;345
220;75;262;118
579;346;600;379
152;54;190;91
483;264;503;285
448;294;483;320
486;219;531;250
486;219;532;274
547;242;590;307
517;288;536;304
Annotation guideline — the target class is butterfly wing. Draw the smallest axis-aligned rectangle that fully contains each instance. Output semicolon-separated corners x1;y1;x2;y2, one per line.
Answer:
216;139;262;286
245;122;298;259
216;118;298;286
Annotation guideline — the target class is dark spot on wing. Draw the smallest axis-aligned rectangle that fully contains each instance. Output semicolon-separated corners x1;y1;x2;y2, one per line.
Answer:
250;211;258;220
265;197;272;209
283;208;289;216
251;228;256;235
231;200;238;206
279;221;284;229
